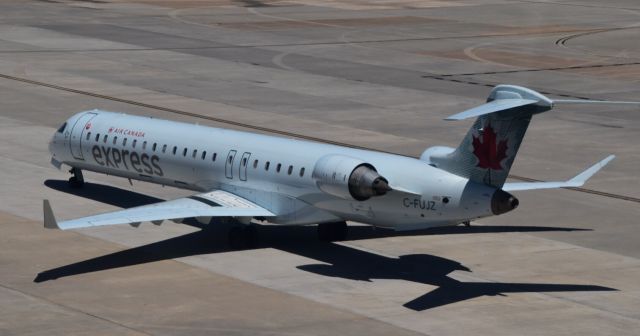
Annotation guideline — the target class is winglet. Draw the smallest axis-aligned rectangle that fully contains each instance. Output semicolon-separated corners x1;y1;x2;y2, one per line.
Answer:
567;155;616;187
43;200;60;229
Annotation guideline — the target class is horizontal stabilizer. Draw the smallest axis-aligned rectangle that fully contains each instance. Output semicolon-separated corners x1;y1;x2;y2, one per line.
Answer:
553;99;640;106
503;155;615;191
445;98;538;121
445;85;640;122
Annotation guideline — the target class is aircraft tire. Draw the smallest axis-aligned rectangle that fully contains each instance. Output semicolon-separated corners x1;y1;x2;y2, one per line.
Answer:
68;167;84;188
317;222;347;242
68;176;84;189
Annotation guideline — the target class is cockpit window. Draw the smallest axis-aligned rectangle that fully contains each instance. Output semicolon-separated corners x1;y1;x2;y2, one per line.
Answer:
57;122;67;133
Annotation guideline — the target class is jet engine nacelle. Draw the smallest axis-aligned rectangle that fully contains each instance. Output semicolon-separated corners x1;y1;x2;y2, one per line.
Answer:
312;154;391;201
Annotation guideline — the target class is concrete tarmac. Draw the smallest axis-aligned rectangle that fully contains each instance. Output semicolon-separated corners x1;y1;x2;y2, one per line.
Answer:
1;0;639;335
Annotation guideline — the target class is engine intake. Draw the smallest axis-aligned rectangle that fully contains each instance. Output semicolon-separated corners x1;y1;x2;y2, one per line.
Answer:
313;155;391;201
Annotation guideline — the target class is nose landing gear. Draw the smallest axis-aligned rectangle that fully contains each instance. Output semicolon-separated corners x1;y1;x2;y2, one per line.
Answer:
68;167;84;188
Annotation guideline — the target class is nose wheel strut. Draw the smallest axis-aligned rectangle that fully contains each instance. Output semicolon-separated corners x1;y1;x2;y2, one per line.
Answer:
68;167;84;188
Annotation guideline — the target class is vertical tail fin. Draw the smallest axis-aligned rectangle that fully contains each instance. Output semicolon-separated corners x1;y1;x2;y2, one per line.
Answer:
423;85;637;188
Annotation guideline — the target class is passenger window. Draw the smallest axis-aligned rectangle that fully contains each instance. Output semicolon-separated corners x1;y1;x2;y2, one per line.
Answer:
183;148;187;156
123;138;127;146
172;146;177;155
228;155;233;164
288;165;293;175
86;132;91;141
265;161;270;171
103;134;108;143
162;144;167;153
242;158;247;166
152;143;157;151
253;159;258;168
192;149;197;158
299;167;305;177
132;139;137;148
202;151;207;160
95;133;100;142
276;163;281;173
143;141;147;150
113;136;117;145
57;122;67;133
212;153;217;162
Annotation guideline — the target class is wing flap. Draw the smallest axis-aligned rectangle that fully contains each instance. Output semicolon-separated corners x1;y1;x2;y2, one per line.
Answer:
44;190;275;230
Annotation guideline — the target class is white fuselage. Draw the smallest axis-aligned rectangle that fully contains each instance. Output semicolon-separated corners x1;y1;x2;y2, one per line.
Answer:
49;110;499;231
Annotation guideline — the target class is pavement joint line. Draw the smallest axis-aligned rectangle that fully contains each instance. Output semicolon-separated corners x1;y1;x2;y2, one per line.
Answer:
422;75;598;100
0;28;610;54
0;282;152;335
0;72;637;204
347;239;639;323
428;61;640;78
518;0;640;11
131;323;309;335
11;207;639;325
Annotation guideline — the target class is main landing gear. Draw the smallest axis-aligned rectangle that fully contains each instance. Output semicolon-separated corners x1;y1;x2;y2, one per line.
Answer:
228;224;257;250
317;221;348;242
68;167;84;188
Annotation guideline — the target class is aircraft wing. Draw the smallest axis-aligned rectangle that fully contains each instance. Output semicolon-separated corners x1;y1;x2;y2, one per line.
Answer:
44;190;275;230
503;155;614;192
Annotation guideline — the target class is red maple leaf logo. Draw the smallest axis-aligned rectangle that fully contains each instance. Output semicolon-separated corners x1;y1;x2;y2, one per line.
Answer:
472;123;508;170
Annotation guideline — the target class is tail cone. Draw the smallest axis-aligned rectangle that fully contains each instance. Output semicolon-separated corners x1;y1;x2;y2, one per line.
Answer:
491;189;519;215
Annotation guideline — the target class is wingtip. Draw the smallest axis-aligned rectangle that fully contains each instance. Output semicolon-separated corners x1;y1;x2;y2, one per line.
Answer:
43;199;59;229
603;154;616;164
568;155;616;186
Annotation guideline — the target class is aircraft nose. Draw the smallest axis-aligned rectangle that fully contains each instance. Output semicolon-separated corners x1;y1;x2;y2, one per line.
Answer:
48;133;57;156
50;121;69;157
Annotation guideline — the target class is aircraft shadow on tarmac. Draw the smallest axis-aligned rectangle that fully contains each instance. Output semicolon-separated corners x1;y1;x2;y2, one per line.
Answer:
38;180;615;310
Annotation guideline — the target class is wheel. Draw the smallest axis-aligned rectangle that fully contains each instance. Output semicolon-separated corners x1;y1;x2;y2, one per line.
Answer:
228;226;246;249
463;221;471;227
68;176;83;188
317;223;331;241
317;222;348;242
332;222;347;241
68;168;84;188
245;225;257;247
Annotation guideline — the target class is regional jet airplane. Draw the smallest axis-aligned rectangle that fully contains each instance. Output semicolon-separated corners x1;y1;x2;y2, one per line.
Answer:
44;85;632;247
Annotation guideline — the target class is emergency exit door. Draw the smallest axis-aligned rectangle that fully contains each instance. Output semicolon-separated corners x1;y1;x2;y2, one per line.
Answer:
225;150;237;179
